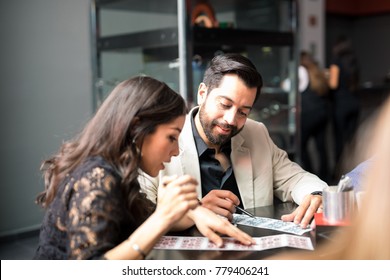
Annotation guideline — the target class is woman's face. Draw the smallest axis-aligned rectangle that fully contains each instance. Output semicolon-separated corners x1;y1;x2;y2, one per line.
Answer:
140;116;185;177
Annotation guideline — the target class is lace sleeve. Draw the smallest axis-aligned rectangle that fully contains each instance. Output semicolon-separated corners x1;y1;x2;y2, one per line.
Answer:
65;166;126;259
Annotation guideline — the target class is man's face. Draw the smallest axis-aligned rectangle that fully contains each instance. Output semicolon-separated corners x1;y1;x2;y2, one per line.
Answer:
196;74;257;148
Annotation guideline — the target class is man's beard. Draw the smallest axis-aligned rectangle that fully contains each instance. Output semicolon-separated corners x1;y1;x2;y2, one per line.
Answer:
199;106;243;146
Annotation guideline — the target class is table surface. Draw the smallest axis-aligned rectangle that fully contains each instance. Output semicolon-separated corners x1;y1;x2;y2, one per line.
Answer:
147;202;338;260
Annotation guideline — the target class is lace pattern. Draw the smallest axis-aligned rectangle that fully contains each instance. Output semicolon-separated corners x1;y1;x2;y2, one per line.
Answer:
34;156;136;259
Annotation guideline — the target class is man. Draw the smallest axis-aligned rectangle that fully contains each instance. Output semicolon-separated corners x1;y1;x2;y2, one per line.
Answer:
140;53;327;228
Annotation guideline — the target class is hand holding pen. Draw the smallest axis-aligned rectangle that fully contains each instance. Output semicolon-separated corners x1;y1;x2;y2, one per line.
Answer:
198;198;255;218
199;189;255;221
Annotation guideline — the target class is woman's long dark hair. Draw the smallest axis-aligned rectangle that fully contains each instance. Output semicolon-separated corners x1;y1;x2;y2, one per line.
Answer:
300;51;329;96
36;76;187;223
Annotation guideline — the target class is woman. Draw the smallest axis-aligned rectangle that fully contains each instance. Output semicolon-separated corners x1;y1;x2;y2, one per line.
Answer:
281;51;331;182
328;36;360;178
300;51;331;182
34;76;254;260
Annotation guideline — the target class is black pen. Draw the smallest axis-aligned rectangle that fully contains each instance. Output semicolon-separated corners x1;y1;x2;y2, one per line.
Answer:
199;198;255;218
235;205;255;218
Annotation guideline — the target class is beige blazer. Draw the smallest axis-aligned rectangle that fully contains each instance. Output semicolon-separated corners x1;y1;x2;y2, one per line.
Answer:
139;107;327;208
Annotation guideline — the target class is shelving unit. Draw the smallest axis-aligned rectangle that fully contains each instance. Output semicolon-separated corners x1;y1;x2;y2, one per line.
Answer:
90;0;300;157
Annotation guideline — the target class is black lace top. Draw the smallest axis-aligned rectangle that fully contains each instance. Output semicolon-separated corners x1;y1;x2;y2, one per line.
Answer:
34;156;139;259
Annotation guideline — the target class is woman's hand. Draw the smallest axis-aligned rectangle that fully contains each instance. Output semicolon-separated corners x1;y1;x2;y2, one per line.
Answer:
105;175;198;260
155;175;199;226
189;206;256;247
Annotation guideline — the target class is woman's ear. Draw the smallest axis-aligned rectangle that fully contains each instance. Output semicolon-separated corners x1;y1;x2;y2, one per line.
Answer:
129;116;141;140
197;83;208;105
131;116;141;127
130;117;141;130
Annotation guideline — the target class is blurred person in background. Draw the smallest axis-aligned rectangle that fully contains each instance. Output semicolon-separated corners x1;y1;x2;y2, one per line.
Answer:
328;35;361;180
299;51;331;183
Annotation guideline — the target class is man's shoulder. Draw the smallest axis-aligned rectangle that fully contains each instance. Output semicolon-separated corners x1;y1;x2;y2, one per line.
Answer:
242;118;267;133
233;118;271;148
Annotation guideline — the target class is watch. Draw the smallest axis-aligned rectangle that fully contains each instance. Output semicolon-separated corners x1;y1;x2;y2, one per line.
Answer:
311;191;323;196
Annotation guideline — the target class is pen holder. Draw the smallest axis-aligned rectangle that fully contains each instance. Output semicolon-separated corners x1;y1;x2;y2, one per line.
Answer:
323;186;355;225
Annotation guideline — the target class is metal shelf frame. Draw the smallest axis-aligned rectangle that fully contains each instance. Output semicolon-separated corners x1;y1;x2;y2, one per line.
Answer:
90;0;300;159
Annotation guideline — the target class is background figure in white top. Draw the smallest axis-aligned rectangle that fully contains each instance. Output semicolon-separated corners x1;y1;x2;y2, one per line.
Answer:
282;51;331;183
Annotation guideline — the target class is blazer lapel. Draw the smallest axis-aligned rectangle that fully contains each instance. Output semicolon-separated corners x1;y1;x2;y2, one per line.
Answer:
179;108;202;196
231;134;255;208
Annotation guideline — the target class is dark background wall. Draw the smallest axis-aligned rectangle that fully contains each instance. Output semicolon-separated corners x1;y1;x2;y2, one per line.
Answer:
326;14;390;87
324;0;390;176
0;0;92;237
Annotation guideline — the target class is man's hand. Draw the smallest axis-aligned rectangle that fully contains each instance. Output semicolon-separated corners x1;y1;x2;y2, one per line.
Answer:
280;193;323;228
200;189;240;221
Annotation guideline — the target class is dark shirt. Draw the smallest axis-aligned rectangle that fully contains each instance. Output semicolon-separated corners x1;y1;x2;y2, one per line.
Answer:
34;156;142;259
190;109;243;207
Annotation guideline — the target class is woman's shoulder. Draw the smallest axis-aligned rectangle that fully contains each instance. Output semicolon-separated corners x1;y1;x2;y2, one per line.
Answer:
60;156;124;211
74;156;119;178
67;156;122;194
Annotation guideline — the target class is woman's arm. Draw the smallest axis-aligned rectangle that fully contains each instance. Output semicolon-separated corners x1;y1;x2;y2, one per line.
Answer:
105;175;199;259
104;210;176;259
328;64;340;89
